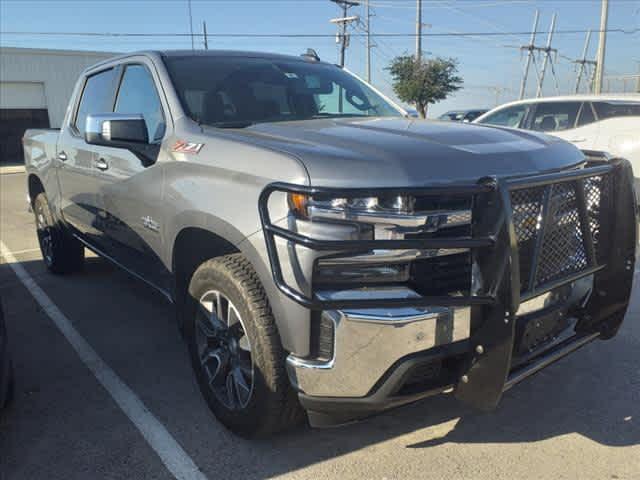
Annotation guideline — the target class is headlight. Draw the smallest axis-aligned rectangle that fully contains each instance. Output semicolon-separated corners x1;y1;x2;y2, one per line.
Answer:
286;192;471;289
287;193;414;221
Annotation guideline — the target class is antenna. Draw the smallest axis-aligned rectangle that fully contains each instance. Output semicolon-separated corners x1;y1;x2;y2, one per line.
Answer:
301;48;320;62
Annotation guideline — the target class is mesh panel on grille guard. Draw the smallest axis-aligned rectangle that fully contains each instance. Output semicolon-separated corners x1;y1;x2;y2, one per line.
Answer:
509;174;610;294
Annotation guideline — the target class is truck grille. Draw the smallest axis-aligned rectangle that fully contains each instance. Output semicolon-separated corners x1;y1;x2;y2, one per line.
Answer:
510;173;612;294
410;252;471;296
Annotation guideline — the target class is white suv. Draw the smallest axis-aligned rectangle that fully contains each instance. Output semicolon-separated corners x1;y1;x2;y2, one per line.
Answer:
475;95;640;201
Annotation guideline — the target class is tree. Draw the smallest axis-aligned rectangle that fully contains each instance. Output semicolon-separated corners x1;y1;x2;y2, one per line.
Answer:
387;56;463;118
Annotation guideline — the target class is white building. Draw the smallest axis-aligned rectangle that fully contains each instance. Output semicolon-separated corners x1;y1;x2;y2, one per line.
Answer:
0;47;117;161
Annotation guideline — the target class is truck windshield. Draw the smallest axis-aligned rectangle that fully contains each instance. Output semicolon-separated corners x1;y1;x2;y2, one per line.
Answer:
163;55;402;127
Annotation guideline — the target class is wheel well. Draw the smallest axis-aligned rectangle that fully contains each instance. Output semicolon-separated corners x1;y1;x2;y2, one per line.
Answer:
28;174;45;204
172;227;240;313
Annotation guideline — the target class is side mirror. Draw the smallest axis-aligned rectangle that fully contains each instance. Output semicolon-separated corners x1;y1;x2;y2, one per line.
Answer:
85;113;148;147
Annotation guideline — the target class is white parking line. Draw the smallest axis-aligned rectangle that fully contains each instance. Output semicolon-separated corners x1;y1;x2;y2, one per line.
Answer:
0;241;208;480
0;247;41;258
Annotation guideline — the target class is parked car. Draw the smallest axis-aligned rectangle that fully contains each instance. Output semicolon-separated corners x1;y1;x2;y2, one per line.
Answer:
0;298;13;410
438;109;488;122
474;95;640;202
23;50;637;436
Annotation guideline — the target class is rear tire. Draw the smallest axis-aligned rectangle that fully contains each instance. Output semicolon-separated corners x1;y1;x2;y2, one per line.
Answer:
184;253;303;437
33;193;84;274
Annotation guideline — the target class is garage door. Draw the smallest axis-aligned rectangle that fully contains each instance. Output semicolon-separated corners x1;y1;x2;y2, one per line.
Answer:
0;82;50;163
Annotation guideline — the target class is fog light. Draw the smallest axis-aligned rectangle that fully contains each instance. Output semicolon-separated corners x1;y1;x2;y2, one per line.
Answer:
315;262;410;285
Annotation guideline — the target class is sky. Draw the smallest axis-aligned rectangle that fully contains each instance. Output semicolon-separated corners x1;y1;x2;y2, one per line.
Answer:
1;0;639;117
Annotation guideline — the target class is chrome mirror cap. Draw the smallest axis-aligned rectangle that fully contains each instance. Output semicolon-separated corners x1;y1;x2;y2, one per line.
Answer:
85;113;148;146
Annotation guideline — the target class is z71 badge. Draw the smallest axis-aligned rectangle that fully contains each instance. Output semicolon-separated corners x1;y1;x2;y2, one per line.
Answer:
172;140;204;154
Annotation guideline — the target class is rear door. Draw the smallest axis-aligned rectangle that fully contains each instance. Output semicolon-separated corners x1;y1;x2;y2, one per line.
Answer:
57;67;119;239
527;101;581;135
527;101;600;150
92;61;169;290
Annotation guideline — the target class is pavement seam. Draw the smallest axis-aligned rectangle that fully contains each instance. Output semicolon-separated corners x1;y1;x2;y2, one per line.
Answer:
0;240;209;480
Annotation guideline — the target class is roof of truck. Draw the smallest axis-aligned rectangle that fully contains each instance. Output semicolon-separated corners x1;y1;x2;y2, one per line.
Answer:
88;49;332;72
158;49;318;61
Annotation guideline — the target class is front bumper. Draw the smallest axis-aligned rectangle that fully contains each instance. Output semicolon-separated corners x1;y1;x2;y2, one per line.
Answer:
286;294;471;398
259;158;637;423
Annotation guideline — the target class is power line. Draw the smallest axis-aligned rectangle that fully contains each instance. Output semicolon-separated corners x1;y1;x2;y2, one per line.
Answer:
1;28;637;39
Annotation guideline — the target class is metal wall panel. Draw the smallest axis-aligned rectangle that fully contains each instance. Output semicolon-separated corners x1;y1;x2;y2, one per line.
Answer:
0;82;47;109
0;47;117;127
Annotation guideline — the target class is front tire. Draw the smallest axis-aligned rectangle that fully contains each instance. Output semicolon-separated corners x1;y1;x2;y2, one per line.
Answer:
33;193;84;274
184;254;302;436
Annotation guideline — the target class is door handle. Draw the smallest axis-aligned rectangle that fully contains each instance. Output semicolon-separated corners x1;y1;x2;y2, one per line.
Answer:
58;151;67;161
570;138;586;143
94;158;109;171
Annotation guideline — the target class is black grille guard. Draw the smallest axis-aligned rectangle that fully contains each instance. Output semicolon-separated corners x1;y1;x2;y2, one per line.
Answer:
259;158;637;409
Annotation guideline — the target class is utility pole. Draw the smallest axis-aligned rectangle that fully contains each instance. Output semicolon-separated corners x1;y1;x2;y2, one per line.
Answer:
365;0;371;83
187;0;194;51
416;0;422;61
519;10;539;99
594;0;609;94
330;0;360;67
536;13;557;98
203;21;208;50
589;63;598;93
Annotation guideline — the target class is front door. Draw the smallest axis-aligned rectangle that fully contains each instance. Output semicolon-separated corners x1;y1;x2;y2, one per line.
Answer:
92;62;169;291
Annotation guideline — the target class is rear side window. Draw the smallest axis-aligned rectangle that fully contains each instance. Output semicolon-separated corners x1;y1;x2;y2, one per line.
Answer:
531;102;580;132
75;68;117;135
478;105;528;128
593;101;640;120
115;65;165;142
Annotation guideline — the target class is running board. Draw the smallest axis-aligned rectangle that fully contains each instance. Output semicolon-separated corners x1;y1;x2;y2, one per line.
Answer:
504;332;600;392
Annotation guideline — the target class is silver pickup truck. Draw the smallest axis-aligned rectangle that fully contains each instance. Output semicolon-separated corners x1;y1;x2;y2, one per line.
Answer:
23;50;637;437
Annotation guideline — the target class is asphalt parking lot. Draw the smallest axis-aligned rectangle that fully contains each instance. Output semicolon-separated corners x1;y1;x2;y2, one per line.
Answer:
0;170;639;480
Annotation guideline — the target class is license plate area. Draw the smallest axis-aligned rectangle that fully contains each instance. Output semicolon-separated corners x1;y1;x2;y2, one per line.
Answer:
514;306;572;357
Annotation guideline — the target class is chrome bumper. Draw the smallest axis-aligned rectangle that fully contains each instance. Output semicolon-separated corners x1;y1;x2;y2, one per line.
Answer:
286;289;471;398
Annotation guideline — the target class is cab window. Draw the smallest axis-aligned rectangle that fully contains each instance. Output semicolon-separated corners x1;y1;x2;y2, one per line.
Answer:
530;102;581;132
74;68;117;135
115;65;165;142
478;104;529;128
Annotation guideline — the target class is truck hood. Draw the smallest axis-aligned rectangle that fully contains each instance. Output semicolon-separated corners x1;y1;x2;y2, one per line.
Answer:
207;117;586;187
